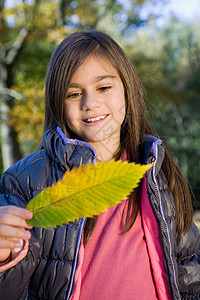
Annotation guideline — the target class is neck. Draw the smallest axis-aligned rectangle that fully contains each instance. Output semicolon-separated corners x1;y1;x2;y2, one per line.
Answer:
89;140;119;162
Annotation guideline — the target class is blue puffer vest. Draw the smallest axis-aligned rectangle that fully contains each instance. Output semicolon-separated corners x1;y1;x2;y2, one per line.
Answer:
0;126;199;300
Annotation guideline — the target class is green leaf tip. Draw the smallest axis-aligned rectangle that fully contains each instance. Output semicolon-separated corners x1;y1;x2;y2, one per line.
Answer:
26;160;153;228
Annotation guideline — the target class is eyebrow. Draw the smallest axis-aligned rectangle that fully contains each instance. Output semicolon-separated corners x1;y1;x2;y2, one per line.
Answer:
94;75;116;82
68;75;116;88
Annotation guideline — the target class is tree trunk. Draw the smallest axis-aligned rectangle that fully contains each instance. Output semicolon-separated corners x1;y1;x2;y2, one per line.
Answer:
0;28;29;171
0;95;21;170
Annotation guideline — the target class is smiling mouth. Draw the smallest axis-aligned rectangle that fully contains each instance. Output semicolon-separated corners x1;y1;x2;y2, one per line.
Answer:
83;114;108;123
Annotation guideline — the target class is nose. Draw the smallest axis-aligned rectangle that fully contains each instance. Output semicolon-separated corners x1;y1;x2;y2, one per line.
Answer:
81;92;100;111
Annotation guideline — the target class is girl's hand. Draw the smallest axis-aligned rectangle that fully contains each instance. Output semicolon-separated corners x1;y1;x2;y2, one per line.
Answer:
0;206;33;262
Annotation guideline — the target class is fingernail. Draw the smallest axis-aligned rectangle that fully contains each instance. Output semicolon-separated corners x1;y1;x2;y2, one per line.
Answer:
26;222;33;228
14;239;24;253
26;211;33;219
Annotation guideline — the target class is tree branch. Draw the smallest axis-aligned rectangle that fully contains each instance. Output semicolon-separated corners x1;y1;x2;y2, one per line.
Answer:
0;87;22;101
5;27;29;65
0;0;4;14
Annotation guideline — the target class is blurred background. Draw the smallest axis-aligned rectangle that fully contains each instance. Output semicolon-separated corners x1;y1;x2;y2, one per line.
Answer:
0;0;200;213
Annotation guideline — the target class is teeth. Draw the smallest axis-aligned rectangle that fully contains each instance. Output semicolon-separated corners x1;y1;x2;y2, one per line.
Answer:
86;115;106;123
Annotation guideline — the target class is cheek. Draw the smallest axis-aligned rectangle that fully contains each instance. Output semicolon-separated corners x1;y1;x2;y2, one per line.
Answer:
64;103;76;129
113;94;126;123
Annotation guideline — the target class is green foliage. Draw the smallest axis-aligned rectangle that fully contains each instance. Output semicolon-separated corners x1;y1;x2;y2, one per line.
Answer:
26;160;152;228
1;0;164;157
1;1;200;209
125;17;200;207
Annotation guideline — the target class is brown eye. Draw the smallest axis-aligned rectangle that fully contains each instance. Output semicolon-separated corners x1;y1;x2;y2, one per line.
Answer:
98;86;112;92
66;92;82;99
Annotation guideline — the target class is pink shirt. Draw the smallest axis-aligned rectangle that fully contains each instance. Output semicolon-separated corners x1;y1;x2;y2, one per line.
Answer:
1;178;171;300
79;200;158;299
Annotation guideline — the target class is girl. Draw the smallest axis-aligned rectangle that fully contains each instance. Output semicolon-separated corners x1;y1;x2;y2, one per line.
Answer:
0;31;199;300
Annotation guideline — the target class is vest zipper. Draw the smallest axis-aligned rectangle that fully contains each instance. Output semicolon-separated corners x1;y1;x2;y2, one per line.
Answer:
148;145;181;300
68;217;86;300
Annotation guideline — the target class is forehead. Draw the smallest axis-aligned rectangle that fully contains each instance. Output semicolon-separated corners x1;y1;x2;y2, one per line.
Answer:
71;54;119;81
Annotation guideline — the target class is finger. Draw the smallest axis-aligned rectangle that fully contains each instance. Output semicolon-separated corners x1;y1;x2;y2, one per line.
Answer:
0;236;23;250
0;224;31;240
13;238;24;253
0;206;33;220
0;208;33;230
0;212;33;229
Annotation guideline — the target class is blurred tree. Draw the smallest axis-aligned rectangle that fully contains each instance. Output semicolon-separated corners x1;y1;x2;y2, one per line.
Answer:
0;0;165;172
125;17;200;206
0;18;29;169
0;0;40;170
1;0;199;209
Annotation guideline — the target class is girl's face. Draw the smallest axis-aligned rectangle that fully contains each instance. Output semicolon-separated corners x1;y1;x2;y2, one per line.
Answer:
64;55;125;159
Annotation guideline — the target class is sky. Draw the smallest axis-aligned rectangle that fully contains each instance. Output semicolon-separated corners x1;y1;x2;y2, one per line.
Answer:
162;0;200;21
5;0;200;23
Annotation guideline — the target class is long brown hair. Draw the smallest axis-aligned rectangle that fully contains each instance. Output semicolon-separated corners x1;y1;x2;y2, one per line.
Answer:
44;30;193;243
